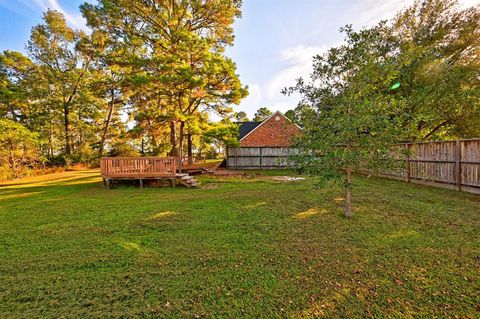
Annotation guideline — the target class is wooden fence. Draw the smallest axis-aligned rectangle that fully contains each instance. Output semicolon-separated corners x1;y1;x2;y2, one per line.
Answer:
227;140;480;194
226;147;296;169
379;139;480;194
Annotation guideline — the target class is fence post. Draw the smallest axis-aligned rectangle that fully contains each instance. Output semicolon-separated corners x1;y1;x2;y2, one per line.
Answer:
226;148;230;169
455;140;462;191
405;143;411;183
259;147;263;168
234;148;237;169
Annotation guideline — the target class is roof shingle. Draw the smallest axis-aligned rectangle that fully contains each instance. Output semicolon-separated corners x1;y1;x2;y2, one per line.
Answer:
237;121;262;140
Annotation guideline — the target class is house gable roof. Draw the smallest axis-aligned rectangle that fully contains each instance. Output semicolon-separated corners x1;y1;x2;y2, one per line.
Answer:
237;121;262;140
239;111;301;142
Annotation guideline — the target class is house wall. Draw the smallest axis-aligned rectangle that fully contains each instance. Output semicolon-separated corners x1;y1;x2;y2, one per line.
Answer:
239;114;301;147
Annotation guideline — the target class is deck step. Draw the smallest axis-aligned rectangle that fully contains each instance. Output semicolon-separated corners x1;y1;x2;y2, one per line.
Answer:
183;179;200;187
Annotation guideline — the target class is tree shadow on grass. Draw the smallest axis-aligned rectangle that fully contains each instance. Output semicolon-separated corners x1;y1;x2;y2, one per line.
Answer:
0;173;104;203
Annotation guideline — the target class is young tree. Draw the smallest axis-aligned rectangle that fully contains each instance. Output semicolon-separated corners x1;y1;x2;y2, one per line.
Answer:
285;24;406;217
285;0;480;216
253;107;272;121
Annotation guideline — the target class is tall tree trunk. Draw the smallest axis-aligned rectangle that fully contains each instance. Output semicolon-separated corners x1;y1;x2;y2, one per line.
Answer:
8;143;16;175
8;104;18;122
169;121;178;156
99;88;115;157
178;121;185;173
48;130;53;159
344;169;353;218
64;103;72;155
77;109;83;150
187;133;193;164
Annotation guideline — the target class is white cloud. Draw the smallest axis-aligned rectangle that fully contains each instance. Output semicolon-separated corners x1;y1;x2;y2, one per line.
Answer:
238;46;330;116
0;0;88;30
348;0;412;27
234;83;263;116
266;45;329;100
460;0;480;7
349;0;480;27
32;0;87;29
247;0;480;116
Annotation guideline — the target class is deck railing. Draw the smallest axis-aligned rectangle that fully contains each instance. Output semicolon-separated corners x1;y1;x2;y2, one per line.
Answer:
100;157;177;178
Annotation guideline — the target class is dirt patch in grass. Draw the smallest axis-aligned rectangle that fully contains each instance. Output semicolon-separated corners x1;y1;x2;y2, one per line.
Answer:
271;176;306;182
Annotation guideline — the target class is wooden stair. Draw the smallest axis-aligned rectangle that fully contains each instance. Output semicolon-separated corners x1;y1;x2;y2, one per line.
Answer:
176;173;200;188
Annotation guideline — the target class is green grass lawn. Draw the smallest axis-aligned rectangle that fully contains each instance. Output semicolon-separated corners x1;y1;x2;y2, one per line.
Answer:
0;170;479;318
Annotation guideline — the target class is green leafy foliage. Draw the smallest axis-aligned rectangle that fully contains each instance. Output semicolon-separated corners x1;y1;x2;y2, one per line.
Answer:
253;107;272;122
285;0;480;216
284;104;314;127
0;2;248;177
203;121;240;149
81;0;248;157
0;119;42;179
233;111;249;122
286;23;407;217
388;0;480;139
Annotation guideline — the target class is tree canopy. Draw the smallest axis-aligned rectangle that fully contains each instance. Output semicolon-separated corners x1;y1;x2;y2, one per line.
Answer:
285;0;480;217
253;107;272;122
0;1;248;178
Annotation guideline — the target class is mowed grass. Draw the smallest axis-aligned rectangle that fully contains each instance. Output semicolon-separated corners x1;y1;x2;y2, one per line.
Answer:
0;170;479;318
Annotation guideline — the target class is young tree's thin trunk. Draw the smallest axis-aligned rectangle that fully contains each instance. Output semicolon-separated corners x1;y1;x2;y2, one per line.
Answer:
344;169;353;218
99;88;115;157
169;121;178;157
63;103;72;155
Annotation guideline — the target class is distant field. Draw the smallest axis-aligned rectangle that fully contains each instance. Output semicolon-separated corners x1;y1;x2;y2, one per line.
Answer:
0;170;479;318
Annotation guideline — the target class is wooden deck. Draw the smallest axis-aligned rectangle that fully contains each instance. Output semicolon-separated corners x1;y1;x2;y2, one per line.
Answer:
100;157;200;188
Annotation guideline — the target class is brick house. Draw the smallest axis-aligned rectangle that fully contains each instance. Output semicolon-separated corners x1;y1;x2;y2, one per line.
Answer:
227;111;302;169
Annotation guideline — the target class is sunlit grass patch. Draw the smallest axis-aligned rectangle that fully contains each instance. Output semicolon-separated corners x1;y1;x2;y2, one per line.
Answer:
117;241;143;252
149;211;178;219
293;208;328;219
243;201;267;209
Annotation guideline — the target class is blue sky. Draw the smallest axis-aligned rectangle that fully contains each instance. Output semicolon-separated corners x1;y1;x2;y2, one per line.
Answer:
1;0;478;118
